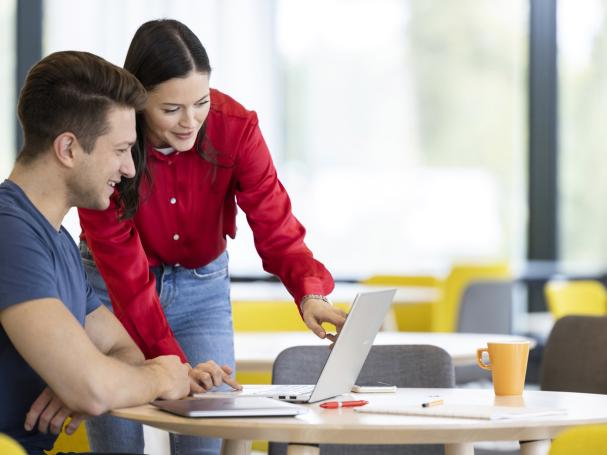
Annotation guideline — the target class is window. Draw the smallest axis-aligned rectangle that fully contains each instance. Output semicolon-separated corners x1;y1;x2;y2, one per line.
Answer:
0;0;16;180
243;0;528;277
559;0;607;265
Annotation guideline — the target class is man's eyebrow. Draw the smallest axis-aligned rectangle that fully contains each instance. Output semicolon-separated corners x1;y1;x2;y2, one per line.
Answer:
114;140;136;147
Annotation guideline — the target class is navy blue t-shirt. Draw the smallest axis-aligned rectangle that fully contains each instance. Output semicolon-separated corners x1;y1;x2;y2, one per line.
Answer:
0;179;101;454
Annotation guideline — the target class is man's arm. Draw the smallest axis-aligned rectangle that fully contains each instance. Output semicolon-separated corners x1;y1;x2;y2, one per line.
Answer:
84;304;145;365
0;298;189;416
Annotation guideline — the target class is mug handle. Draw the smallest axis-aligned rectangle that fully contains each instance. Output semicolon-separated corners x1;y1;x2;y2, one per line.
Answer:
476;347;491;370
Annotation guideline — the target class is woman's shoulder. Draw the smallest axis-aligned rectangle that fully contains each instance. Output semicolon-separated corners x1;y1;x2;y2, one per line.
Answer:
209;88;257;122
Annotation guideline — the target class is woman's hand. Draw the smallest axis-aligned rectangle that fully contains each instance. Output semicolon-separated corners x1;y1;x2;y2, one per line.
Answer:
187;361;242;394
302;298;347;341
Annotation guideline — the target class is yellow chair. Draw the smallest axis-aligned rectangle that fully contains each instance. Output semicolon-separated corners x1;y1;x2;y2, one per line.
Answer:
544;280;607;319
0;434;27;455
431;262;510;332
232;300;308;332
363;274;440;287
46;420;90;454
549;424;607;455
362;275;441;332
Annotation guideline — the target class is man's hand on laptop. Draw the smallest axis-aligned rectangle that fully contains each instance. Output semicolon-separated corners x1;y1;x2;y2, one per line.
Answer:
302;297;347;341
187;360;242;394
146;355;191;400
25;386;85;435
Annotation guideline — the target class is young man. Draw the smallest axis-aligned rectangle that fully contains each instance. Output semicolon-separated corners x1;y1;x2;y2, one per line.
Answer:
0;51;190;454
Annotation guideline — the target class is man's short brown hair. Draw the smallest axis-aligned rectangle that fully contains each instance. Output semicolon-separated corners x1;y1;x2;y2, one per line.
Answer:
17;51;147;162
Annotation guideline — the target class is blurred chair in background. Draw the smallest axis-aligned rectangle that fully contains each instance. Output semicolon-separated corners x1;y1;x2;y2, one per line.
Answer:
269;344;454;455
0;434;26;455
544;280;607;320
432;263;510;333
455;280;516;385
232;300;309;332
540;315;607;394
362;275;440;287
362;274;441;332
457;280;515;334
548;424;607;455
47;421;90;454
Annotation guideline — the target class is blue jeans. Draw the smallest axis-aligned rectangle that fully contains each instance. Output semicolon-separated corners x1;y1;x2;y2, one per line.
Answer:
81;244;235;455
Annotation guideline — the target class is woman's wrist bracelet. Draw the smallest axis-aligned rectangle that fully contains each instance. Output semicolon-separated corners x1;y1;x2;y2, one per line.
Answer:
300;294;331;308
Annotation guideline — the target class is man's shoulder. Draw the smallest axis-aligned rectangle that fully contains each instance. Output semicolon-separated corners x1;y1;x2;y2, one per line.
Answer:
0;182;53;243
0;199;43;241
0;182;34;225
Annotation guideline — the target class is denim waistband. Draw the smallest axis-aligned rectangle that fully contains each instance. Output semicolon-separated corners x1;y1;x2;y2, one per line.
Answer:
79;240;227;273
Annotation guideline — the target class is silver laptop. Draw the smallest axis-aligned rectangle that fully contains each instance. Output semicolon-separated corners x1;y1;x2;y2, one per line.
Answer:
245;288;396;403
152;396;305;418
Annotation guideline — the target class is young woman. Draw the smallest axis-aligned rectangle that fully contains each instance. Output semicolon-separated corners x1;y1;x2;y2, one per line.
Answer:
78;19;346;455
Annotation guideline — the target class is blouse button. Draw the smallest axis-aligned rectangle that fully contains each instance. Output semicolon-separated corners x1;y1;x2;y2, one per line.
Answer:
173;234;180;241
170;197;177;204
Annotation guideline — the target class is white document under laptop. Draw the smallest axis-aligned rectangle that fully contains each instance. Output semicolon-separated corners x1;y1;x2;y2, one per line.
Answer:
226;289;396;403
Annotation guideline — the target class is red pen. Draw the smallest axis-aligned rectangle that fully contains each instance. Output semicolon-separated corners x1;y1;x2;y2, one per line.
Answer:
320;400;368;409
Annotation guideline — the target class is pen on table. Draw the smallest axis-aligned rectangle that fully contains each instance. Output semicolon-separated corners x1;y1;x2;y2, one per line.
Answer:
421;399;444;408
320;400;369;409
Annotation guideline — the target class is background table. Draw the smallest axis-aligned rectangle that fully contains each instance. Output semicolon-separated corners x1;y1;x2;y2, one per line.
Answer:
235;331;536;371
113;388;607;455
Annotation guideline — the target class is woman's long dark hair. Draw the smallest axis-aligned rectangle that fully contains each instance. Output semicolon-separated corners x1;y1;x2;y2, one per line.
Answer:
118;19;214;219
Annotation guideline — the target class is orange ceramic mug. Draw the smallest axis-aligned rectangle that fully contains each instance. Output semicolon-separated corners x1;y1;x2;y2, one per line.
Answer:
476;341;530;396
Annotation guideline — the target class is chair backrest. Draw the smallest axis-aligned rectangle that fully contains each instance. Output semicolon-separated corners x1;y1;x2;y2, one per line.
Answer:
432;262;510;332
232;301;309;331
457;280;514;334
540;315;607;393
544;280;607;319
548;424;607;455
362;275;440;332
269;345;454;455
46;421;90;455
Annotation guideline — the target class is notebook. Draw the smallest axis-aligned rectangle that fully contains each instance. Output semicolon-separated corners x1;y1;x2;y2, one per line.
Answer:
355;404;568;420
152;397;306;418
232;289;396;403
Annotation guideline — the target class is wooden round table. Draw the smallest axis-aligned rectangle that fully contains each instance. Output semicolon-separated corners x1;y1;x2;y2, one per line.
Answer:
113;388;605;455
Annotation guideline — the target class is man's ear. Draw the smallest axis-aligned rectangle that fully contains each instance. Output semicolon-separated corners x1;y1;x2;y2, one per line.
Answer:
53;132;79;168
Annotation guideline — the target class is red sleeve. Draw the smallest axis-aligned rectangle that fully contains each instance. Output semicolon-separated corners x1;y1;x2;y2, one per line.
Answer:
78;201;187;362
233;114;335;313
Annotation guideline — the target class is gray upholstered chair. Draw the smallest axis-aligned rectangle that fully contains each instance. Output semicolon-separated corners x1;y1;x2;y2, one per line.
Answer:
457;280;515;334
540;315;607;393
268;344;455;455
455;280;515;384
